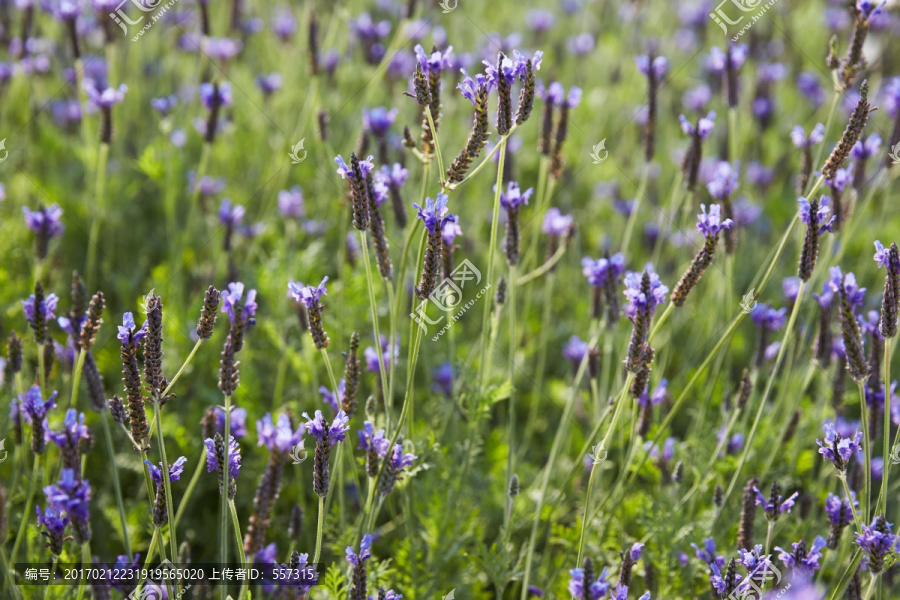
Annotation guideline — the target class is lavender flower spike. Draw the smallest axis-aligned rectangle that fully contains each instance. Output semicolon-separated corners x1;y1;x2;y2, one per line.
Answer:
874;241;900;338
20;385;58;455
288;277;330;349
679;111;716;191
856;516;900;573
624;266;668;373
816;421;863;471
413;194;455;299
23;205;65;260
754;481;798;521
671;204;732;307
797;196;834;281
304;409;350;497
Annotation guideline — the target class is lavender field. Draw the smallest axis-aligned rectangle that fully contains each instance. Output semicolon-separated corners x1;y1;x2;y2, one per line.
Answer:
1;0;900;598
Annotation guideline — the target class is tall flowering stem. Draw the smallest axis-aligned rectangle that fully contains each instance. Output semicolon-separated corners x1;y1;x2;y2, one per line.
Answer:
723;279;806;506
480;137;508;388
874;242;899;514
520;321;601;600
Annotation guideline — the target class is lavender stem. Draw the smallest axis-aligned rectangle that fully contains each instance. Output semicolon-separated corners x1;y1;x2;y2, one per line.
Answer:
85;142;109;290
153;403;178;562
101;411;132;559
359;231;391;427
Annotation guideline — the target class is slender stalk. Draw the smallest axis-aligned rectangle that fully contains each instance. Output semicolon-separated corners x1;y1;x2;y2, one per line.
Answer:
101;411;132;559
359;300;428;542
862;574;877;600
516;241;568;285
9;454;42;574
359;230;392;427
507;264;517;487
424;106;445;186
319;348;340;402
162;339;203;398
764;521;775;558
153;403;178;562
728;108;739;166
479;137;508;388
389;218;422;410
812;91;842;178
220;394;231;600
230;499;249;600
621;164;649;252
520;322;601;600
575;376;630;566
313;496;326;564
877;338;892;514
858;381;872;523
839;473;864;533
43;555;57;600
68;349;86;410
447;126;517;191
75;542;90;600
721;280;807;508
174;449;206;527
86;142;109;289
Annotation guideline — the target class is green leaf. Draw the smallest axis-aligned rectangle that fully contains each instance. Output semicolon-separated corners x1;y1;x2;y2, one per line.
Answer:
136;145;164;182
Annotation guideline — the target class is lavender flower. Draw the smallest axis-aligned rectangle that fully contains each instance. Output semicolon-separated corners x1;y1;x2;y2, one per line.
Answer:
199;82;231;143
840;1;883;89
856;516;900;573
671;204;732;307
304;409;350;497
144;456;187;527
831;267;870;382
709;44;747;108
346;534;372;600
44;469;91;543
850;133;881;188
754;482;798;521
679;112;716;191
336;153;375;231
825;492;856;548
635;52;668;161
256;72;282;97
413;194;455;300
48;409;91;473
547;83;581;178
874;241;900;338
582;253;625;322
792;123;825;193
498;181;532;265
823;80;871;181
278;186;304;220
36;505;69;555
567;559;611;599
797;196;834;280
817;421;863;472
23;285;59;344
378;438;417;497
257;413;304;455
20;385;58;455
23;205;64;260
288;277;330;349
775;537;826;576
205;434;241;499
624;267;668;374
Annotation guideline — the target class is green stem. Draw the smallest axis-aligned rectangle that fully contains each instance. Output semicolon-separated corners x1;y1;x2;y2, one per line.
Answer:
359;230;392;428
43;555;57;600
479;137;508;388
360;300;428;541
520;322;601;600
312;496;325;564
840;473;864;534
86;143;109;290
728;108;739;165
101;411;132;559
162;340;203;398
220;394;231;600
507;263;517;486
862;574;877;600
319;348;340;402
75;543;90;600
621;164;649;252
424;106;445;185
9;454;42;570
721;280;807;508
858;381;872;523
877;337;892;515
229;499;247;566
174;448;205;528
448;126;517;192
68;349;86;410
153;402;178;562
